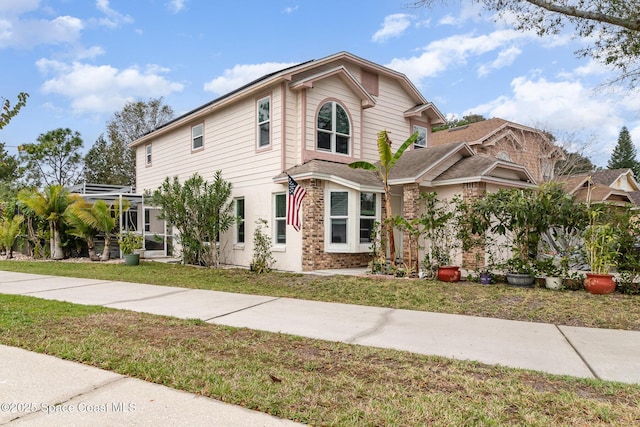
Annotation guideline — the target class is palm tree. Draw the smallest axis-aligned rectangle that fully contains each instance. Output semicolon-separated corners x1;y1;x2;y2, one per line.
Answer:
72;199;130;261
18;185;82;260
0;214;24;259
349;130;418;265
65;200;99;261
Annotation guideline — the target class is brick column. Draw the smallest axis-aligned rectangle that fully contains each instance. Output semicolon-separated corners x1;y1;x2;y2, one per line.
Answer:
302;179;324;271
402;183;420;269
462;182;486;270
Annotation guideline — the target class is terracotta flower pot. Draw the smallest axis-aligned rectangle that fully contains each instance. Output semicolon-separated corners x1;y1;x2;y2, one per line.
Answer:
437;265;461;282
584;273;615;295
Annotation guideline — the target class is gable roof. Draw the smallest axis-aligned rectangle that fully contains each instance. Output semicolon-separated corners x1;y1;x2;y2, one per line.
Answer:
275;141;535;190
555;168;640;205
131;51;445;147
431;118;564;159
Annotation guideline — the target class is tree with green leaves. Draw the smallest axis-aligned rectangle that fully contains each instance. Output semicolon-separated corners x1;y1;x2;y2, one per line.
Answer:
432;114;486;132
0;214;24;259
85;98;174;186
19;128;84;188
413;0;640;88
18;185;83;260
149;171;235;267
65;199;130;261
1;92;28;130
349;130;418;265
607;126;639;176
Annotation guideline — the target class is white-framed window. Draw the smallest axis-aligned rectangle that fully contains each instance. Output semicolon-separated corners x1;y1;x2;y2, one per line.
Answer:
330;191;349;244
325;186;380;253
413;125;427;148
235;198;245;244
359;193;376;243
145;144;152;165
274;193;286;245
192;123;203;150
257;96;270;148
317;101;350;155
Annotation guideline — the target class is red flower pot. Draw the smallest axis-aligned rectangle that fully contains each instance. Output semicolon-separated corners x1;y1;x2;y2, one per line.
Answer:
437;266;461;282
584;273;616;295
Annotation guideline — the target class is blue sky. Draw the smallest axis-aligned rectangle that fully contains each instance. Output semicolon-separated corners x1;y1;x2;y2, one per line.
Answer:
1;0;639;168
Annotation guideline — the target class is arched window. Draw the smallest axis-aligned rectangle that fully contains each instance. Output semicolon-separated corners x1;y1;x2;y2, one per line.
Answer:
317;101;350;155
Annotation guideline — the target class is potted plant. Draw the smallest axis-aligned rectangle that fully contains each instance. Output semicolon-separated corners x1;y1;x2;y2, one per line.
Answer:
504;256;535;287
584;211;619;294
419;192;462;282
118;230;143;266
536;257;563;290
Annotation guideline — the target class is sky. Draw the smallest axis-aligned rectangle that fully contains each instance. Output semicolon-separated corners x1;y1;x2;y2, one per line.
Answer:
1;0;639;169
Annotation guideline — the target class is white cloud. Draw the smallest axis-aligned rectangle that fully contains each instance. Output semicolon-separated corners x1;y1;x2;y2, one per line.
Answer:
477;46;521;77
37;59;184;114
283;5;298;14
203;62;298;95
95;0;133;28
387;29;528;83
372;13;412;43
167;0;187;14
0;0;40;15
0;15;83;48
465;75;638;164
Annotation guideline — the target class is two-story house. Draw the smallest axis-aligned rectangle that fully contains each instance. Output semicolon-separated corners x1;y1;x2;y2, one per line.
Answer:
131;52;536;272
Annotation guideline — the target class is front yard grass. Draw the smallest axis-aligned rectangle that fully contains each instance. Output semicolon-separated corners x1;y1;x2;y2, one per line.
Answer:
1;260;639;330
2;294;639;426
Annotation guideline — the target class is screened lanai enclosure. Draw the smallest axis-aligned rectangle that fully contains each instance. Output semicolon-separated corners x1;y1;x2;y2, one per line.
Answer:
69;183;172;258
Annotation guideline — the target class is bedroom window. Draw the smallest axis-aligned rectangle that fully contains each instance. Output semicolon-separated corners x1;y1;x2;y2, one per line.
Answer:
236;198;245;244
413;125;427;148
257;96;270;148
359;193;376;243
317;101;350;155
192;123;203;150
274;193;286;244
145;144;152;165
330;191;348;244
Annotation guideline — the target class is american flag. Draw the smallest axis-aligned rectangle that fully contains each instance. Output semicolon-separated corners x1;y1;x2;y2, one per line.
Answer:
287;174;307;232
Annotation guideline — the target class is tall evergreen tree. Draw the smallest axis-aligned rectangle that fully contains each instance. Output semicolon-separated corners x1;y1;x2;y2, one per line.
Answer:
607;126;640;177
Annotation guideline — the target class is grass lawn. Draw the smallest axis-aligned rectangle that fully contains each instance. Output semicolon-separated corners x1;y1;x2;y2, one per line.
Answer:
1;260;639;330
2;294;640;426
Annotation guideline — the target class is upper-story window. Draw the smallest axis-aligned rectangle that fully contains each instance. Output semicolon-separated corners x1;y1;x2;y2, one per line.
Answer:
145;144;152;165
317;101;350;155
192;124;204;150
413;125;427;148
257;96;270;148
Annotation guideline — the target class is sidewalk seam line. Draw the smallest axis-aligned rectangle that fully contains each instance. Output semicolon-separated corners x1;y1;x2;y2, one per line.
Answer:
20;280;122;295
104;289;192;305
204;297;282;321
555;324;600;380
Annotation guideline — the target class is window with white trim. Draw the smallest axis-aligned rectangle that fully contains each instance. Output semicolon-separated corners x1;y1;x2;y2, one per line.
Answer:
145;144;152;165
274;193;286;244
317;101;350;155
236;198;245;244
413;125;427;148
257;96;270;148
330;191;349;244
192;123;203;150
359;193;376;243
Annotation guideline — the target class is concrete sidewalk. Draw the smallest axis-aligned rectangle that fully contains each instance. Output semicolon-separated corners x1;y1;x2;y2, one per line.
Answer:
1;270;640;424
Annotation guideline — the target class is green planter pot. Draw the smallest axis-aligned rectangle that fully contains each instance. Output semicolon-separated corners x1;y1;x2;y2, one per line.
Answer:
124;253;140;266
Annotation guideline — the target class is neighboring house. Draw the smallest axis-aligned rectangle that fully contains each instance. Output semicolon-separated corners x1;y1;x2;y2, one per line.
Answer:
131;52;536;272
430;118;565;183
556;168;640;206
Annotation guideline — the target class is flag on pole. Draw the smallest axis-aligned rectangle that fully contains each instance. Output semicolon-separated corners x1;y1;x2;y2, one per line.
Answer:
287;174;307;231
